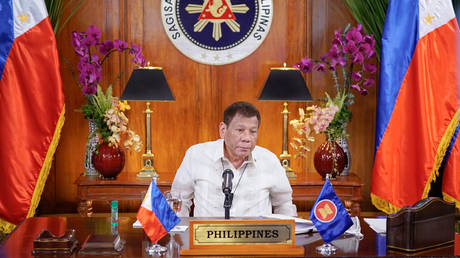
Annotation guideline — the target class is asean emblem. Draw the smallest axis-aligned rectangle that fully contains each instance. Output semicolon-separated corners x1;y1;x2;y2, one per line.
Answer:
161;0;273;65
313;200;337;223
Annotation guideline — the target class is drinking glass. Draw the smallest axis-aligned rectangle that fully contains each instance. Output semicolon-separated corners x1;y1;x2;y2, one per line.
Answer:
146;191;182;256
164;190;182;215
164;190;182;258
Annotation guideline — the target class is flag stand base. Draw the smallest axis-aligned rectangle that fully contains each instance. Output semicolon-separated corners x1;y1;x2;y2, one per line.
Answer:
316;243;337;255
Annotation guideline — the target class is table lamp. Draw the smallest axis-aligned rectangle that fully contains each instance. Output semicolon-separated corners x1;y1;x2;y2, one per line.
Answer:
258;63;312;178
121;66;174;178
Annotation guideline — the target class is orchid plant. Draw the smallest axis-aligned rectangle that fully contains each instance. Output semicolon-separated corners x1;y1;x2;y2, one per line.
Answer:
82;86;142;151
72;25;146;96
72;25;145;151
290;24;377;157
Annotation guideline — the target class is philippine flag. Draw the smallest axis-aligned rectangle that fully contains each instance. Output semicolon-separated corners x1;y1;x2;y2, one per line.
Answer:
137;179;180;243
441;121;460;210
0;0;65;233
371;0;459;214
310;177;353;244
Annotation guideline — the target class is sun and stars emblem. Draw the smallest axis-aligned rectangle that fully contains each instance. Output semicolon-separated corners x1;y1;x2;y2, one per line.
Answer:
185;0;249;41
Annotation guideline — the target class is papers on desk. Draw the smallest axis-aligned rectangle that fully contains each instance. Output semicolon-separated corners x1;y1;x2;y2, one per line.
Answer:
263;214;316;234
132;219;142;228
364;218;386;234
132;220;188;232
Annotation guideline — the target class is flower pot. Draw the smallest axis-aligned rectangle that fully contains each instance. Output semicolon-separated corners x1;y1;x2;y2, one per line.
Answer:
92;142;125;179
314;139;346;178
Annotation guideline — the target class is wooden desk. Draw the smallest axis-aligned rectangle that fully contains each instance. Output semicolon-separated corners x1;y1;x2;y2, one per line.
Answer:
75;172;173;216
290;173;364;216
75;172;363;216
0;216;455;257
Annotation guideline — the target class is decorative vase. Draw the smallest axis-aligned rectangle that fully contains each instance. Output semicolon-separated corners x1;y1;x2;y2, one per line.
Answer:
92;142;125;179
313;138;346;178
337;136;351;176
84;120;99;176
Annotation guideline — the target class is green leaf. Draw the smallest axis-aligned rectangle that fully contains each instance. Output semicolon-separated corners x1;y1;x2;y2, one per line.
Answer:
344;0;389;62
44;0;83;35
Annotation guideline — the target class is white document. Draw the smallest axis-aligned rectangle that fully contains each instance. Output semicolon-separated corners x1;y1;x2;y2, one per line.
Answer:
363;218;386;234
132;220;188;232
263;214;316;234
133;219;142;228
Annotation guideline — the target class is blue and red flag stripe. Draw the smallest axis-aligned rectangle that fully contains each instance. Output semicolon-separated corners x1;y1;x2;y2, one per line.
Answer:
372;0;459;214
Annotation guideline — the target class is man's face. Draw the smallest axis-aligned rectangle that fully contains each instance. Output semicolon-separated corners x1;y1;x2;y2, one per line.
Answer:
219;113;259;160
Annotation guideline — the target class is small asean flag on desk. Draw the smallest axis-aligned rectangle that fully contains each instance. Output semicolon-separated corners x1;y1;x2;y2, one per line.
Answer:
310;177;353;244
137;179;180;243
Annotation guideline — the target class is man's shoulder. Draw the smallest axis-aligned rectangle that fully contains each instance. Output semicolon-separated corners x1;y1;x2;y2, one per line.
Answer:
186;139;222;156
253;145;278;160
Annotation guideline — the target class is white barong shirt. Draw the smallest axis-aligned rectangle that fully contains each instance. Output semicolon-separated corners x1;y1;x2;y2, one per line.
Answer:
171;139;297;217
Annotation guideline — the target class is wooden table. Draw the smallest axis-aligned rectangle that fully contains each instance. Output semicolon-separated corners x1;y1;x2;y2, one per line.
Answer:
289;173;364;216
0;215;455;257
75;172;173;216
75;172;363;216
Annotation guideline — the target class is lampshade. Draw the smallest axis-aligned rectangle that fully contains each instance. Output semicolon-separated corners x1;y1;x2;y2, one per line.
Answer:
258;67;312;101
121;67;174;101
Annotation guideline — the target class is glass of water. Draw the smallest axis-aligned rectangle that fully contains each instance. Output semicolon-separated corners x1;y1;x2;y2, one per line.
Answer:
164;190;182;257
164;190;182;215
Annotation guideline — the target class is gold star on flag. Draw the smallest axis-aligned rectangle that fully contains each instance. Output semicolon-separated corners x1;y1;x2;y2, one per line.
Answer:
424;14;435;24
18;11;30;24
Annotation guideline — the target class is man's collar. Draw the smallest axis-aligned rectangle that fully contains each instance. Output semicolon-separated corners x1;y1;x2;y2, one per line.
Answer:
213;139;257;167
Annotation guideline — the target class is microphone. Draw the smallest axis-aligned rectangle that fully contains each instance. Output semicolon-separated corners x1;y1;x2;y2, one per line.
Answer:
222;169;234;194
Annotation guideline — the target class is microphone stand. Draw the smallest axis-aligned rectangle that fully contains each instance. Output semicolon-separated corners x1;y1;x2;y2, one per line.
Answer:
224;193;233;220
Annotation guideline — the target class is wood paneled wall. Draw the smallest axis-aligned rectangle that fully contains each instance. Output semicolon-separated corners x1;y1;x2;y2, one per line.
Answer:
39;0;379;214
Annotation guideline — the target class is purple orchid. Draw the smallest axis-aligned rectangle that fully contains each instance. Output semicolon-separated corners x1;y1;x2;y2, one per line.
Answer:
352;72;362;82
363;35;376;48
362;78;375;87
352;52;364;64
114;39;128;52
363;63;377;74
343;40;358;54
71;31;88;57
295;23;377;114
86;25;101;45
82;85;97;95
99;40;114;55
314;63;326;72
358;43;371;56
346;27;363;43
71;25;147;96
296;58;315;73
291;23;377;151
366;50;376;59
351;84;361;92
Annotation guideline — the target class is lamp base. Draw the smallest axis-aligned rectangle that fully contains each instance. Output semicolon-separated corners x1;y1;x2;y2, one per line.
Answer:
284;167;297;178
136;170;159;178
137;152;158;178
281;157;296;178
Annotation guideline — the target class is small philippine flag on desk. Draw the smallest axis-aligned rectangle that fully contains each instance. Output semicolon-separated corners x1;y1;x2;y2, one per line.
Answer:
310;177;353;244
137;179;180;243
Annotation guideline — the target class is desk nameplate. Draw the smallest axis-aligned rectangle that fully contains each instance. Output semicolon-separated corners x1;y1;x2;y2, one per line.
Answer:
193;223;292;245
181;219;304;256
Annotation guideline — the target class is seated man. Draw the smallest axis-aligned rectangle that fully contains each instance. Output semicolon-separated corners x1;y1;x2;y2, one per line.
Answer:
171;101;297;217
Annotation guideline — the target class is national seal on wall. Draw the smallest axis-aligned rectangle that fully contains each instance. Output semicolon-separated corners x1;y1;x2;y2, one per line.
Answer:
161;0;273;65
